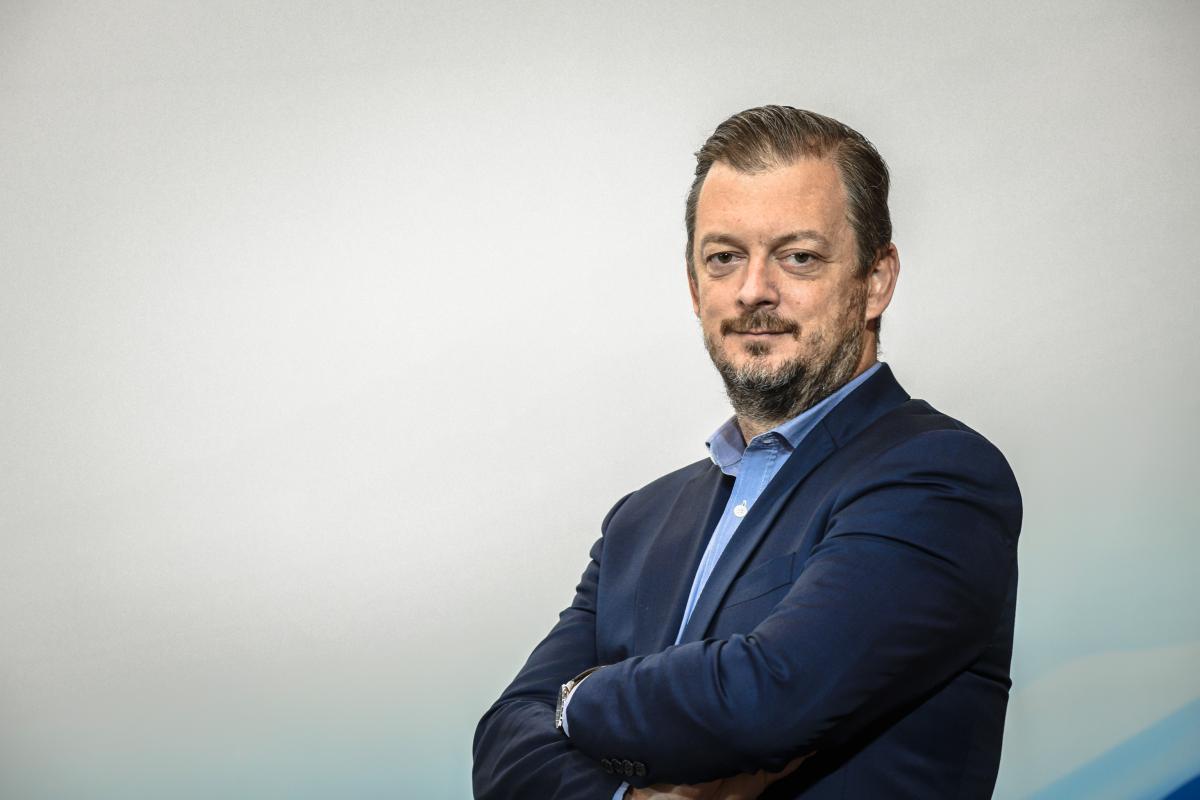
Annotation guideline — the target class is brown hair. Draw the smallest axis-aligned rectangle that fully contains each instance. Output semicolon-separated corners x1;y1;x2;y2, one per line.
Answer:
684;106;892;280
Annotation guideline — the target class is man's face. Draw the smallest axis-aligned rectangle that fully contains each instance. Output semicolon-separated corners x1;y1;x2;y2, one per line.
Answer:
689;158;892;424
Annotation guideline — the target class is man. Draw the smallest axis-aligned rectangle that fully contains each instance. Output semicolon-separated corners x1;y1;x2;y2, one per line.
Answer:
473;106;1021;799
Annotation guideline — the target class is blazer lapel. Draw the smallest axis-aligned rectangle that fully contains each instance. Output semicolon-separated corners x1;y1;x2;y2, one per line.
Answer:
635;465;732;654
678;364;911;643
678;425;837;643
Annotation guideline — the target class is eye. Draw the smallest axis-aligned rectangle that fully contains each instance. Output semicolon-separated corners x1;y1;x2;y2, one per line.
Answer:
779;251;824;274
704;251;743;273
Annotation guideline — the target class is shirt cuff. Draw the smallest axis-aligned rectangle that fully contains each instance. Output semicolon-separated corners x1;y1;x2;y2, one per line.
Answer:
559;670;595;737
612;781;630;800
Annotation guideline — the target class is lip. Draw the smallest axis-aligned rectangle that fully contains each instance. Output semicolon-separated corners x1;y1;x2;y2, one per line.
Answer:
731;330;789;337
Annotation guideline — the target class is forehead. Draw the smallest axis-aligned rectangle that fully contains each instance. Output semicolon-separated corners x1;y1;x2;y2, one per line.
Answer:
695;158;850;243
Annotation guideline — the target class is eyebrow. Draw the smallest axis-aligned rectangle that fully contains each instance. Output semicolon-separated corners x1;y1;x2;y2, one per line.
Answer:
699;229;834;251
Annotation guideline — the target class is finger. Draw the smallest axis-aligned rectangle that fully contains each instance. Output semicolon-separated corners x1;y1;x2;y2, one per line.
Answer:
774;752;811;779
705;774;764;800
639;783;714;800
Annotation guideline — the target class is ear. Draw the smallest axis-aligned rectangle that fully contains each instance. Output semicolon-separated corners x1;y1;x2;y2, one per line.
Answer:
687;262;701;317
864;243;899;325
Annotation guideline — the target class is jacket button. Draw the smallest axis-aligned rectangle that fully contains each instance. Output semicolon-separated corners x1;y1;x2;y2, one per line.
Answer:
634;761;646;777
622;759;634;776
600;758;613;774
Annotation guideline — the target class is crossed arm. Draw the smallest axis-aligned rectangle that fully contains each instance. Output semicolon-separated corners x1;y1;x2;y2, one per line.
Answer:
470;525;800;800
473;430;1020;797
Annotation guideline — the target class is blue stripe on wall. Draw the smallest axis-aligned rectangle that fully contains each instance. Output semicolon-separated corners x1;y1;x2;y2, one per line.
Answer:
1030;698;1200;800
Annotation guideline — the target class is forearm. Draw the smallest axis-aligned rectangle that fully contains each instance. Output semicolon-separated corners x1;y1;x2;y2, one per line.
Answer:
474;696;627;800
566;562;990;784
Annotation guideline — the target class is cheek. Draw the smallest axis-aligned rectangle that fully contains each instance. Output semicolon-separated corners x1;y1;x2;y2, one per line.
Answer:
696;298;726;325
802;327;829;348
784;282;856;324
702;316;725;343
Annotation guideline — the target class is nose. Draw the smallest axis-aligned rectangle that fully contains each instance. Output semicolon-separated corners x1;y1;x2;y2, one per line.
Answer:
736;255;779;310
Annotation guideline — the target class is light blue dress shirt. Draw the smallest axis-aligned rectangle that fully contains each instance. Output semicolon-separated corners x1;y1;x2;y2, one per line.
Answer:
588;362;883;800
673;361;882;645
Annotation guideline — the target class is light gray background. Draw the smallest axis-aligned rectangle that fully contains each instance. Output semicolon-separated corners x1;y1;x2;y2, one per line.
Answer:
3;2;1198;798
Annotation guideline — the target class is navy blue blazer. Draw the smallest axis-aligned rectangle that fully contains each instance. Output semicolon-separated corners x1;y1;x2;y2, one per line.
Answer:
473;365;1021;799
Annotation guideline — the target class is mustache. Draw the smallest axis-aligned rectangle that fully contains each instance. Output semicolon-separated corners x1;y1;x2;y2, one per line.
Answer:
720;311;800;338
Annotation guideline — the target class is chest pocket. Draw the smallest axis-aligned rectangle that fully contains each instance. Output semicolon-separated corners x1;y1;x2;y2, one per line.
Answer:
723;551;798;608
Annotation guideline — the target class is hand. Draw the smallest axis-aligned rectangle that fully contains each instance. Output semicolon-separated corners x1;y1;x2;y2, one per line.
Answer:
628;754;809;800
626;780;723;800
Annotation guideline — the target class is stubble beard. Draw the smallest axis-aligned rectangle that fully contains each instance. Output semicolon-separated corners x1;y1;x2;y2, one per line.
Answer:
703;290;868;431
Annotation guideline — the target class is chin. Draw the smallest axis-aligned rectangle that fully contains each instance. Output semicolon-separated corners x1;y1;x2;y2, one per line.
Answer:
730;356;799;383
736;345;799;365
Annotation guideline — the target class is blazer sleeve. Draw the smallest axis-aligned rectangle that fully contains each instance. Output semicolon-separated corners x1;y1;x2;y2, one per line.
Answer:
564;429;1022;785
471;495;633;800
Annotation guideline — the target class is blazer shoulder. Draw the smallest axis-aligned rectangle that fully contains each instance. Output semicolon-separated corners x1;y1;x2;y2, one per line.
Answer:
601;457;721;530
866;399;1008;451
844;399;1022;506
623;456;718;502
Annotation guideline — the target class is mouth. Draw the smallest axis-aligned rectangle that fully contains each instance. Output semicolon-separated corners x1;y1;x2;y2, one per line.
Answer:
728;329;794;338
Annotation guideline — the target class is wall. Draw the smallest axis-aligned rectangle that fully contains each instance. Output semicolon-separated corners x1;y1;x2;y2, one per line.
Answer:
2;2;1197;797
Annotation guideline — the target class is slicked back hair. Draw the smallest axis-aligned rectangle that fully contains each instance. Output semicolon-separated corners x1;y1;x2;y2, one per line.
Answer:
685;106;892;281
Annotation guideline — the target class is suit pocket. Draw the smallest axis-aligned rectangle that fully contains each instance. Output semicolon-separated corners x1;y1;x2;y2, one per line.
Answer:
724;552;797;608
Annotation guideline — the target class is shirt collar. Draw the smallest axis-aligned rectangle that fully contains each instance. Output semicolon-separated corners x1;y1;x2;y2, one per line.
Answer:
705;361;883;474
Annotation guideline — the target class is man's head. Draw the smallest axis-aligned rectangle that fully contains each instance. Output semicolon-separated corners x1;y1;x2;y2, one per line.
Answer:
686;106;899;432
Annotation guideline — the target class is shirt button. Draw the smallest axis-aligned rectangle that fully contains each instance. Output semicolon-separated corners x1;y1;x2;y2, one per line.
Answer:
733;501;748;518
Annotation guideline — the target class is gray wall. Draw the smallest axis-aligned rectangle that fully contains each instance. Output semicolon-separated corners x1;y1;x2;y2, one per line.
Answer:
3;2;1197;798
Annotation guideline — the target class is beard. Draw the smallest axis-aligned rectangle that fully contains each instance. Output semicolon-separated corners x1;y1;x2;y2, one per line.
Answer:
703;289;867;430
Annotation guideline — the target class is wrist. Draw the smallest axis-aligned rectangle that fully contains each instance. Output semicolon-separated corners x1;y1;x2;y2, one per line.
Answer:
554;665;602;736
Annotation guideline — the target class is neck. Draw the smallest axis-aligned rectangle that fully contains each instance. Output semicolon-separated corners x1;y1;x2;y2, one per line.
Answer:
735;416;776;443
734;347;878;445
